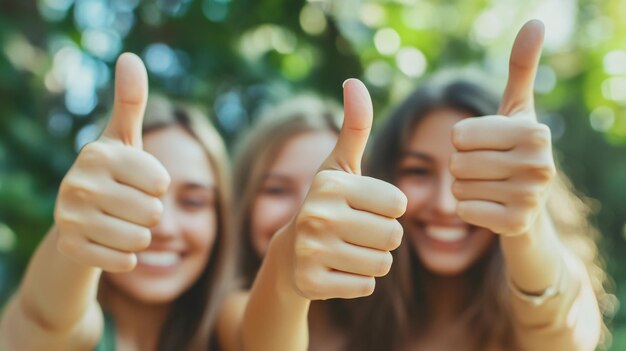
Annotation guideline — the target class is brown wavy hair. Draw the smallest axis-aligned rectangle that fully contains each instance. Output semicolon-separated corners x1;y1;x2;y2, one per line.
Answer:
347;74;614;351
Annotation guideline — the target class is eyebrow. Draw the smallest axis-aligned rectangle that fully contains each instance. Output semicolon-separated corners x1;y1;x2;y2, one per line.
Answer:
401;150;435;163
179;182;216;191
261;173;295;183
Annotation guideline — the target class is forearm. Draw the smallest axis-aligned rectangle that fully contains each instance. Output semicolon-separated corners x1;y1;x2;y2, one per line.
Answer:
501;211;601;349
501;210;563;293
217;291;249;351
242;226;310;351
513;272;601;351
0;227;102;345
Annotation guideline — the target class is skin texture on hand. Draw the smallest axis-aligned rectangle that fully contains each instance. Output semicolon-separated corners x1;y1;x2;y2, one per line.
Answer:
450;20;554;237
54;53;171;273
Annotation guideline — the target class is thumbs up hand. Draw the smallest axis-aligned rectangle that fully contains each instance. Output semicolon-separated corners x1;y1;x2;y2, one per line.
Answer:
54;53;170;272
450;20;555;236
284;79;407;300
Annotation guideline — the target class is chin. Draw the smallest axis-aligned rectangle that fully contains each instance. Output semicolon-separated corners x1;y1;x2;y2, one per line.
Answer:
107;274;192;305
129;289;180;305
418;254;475;276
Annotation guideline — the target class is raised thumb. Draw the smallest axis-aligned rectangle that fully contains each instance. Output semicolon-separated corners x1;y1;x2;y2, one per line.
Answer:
102;52;148;148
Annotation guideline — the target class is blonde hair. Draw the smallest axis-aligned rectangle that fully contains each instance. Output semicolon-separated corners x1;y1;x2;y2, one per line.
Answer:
100;95;235;351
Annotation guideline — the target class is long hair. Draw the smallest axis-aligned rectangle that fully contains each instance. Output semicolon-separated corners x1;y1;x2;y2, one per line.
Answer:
100;95;235;351
347;73;613;351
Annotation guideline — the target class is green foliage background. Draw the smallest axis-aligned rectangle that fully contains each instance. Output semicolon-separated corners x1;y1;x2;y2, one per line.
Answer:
0;0;625;348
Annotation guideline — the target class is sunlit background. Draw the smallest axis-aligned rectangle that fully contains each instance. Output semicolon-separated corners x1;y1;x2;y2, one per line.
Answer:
1;0;625;349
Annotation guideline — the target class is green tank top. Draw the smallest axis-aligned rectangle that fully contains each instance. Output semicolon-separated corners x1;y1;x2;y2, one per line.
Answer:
94;312;116;351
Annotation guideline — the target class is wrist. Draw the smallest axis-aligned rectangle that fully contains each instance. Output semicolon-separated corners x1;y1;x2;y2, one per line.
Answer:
501;209;565;293
501;209;559;253
506;255;566;306
49;226;103;275
263;222;311;307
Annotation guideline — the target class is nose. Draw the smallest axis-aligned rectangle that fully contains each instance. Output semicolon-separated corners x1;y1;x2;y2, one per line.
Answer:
432;169;458;216
151;196;177;239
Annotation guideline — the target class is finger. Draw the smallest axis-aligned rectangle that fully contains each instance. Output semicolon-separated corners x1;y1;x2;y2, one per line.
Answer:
454;179;544;212
85;213;152;252
456;200;508;235
317;271;376;300
499;20;544;117
59;237;137;272
108;145;170;197
450;151;514;180
322;78;373;175
97;182;163;228
337;211;403;251
452;115;525;151
344;174;407;218
452;179;522;204
83;241;137;272
323;243;393;278
102;53;149;148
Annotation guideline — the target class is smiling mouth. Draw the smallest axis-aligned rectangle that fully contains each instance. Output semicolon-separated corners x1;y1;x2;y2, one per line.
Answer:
425;226;468;243
408;219;482;250
137;251;181;268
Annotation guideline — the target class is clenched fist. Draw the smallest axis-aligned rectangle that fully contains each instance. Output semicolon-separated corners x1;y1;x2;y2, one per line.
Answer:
450;20;555;236
54;53;170;272
286;79;407;300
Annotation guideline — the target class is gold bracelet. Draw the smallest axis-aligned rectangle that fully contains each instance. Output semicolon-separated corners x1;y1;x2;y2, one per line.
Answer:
506;258;566;307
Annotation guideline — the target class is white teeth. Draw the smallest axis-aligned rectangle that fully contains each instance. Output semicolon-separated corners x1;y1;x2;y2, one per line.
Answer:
137;252;180;267
425;226;467;242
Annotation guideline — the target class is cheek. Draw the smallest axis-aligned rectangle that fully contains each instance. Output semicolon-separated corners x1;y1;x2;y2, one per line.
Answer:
251;197;299;256
182;210;218;255
398;179;434;214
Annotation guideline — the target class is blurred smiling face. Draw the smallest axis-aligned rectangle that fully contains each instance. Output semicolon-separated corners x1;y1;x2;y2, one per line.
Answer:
396;108;495;276
105;125;218;304
250;131;337;257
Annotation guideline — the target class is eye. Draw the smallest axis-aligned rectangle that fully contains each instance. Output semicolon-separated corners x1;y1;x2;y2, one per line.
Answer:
260;185;292;196
181;197;208;208
178;192;215;211
399;166;431;178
